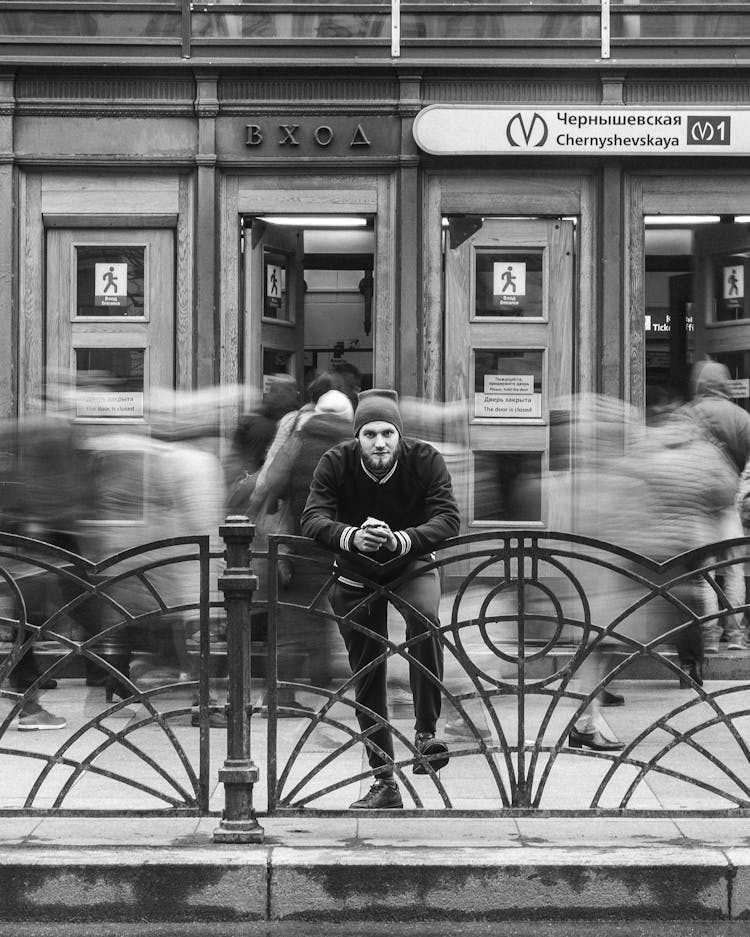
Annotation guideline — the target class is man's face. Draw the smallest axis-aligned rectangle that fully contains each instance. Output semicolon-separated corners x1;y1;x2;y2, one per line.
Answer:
358;421;399;474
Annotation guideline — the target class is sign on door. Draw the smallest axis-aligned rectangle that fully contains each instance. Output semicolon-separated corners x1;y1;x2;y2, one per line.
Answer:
493;262;526;309
95;262;128;308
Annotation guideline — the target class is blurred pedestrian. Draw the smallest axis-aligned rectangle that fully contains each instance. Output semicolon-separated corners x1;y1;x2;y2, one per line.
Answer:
0;414;89;730
84;429;225;723
682;361;750;652
567;393;738;751
247;388;355;711
226;374;298;513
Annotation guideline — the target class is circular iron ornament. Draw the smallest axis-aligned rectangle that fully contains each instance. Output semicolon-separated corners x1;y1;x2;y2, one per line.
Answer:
447;546;596;691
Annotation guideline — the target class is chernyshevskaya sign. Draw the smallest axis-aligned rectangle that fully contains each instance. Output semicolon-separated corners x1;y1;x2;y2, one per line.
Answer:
412;105;750;156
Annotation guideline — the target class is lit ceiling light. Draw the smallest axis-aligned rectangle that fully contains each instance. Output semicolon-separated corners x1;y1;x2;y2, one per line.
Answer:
257;216;369;228
644;215;721;226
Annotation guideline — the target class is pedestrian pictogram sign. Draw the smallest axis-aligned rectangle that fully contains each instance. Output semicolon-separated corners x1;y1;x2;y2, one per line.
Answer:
724;265;744;303
266;263;282;308
493;261;526;309
95;262;128;308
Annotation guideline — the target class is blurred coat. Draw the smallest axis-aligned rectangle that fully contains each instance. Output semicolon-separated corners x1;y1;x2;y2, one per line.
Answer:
687;360;750;475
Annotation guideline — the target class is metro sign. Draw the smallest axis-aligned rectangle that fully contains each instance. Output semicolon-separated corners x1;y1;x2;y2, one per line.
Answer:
687;116;730;146
506;112;549;148
413;106;750;156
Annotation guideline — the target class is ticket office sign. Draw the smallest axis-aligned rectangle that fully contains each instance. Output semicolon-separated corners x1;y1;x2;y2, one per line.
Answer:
475;374;541;418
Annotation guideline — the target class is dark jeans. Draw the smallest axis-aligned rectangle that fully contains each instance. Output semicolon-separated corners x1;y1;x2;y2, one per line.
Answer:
331;565;443;774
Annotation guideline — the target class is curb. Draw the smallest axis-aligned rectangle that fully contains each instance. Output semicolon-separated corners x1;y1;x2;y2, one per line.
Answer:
0;845;747;923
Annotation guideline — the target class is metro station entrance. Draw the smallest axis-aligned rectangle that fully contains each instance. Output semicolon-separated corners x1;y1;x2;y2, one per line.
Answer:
243;215;375;395
229;174;397;400
644;216;750;412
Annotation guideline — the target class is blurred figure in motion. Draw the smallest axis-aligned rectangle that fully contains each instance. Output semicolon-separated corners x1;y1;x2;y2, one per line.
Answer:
251;366;362;505
247;387;355;712
543;393;639;752
0;412;89;730
682;361;750;653
226;373;298;503
560;390;737;752
302;389;460;810
234;369;360;674
83;408;226;724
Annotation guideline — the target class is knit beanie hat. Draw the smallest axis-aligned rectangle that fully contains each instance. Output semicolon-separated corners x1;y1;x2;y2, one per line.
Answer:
353;388;403;437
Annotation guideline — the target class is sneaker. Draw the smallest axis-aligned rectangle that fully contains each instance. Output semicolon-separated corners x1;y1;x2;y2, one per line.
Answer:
413;731;450;775
727;636;748;651
17;707;66;731
704;641;720;655
350;779;403;809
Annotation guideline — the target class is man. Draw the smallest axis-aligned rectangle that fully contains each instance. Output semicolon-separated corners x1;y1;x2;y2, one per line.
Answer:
301;389;460;809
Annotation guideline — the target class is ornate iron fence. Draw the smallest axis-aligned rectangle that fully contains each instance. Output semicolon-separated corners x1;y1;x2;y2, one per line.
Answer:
4;521;750;828
251;527;750;820
0;531;223;815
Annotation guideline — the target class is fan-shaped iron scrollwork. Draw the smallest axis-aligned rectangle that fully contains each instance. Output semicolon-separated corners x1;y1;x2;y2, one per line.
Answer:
265;531;750;815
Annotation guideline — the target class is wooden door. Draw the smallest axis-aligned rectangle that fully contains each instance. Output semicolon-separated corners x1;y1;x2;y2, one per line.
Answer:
444;217;575;533
45;227;175;422
45;227;176;549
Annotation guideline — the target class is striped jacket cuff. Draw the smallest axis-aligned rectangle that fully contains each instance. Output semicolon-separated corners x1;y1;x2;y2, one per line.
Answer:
340;525;358;551
394;530;412;557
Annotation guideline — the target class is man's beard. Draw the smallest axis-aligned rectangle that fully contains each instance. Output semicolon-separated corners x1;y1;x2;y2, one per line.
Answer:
363;449;396;475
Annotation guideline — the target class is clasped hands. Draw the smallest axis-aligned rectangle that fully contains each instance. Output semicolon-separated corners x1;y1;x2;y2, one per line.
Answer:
353;516;398;553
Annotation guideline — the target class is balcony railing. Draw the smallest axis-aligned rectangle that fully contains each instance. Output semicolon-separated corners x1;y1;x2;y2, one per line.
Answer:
0;1;747;63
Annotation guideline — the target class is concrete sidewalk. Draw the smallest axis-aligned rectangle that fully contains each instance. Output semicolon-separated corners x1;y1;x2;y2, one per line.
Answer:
2;672;750;923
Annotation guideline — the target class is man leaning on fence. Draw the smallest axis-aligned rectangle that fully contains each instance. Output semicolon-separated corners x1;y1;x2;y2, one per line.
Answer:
301;389;460;809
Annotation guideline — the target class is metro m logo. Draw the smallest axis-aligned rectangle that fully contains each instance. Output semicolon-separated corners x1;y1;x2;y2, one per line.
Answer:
687;116;731;146
506;112;549;148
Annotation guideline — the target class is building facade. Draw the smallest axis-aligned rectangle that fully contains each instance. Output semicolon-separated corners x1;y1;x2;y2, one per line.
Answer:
1;2;750;534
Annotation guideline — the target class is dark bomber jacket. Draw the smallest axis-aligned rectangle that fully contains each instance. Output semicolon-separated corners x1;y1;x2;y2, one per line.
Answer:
300;436;460;585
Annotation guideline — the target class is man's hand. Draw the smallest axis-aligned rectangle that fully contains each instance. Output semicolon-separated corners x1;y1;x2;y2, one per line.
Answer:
354;517;398;553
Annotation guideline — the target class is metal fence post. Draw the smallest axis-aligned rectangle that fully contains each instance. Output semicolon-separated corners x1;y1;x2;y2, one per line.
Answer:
213;515;264;843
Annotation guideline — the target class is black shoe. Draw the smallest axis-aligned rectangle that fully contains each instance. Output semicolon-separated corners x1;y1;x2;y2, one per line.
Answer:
599;689;625;707
105;682;133;703
413;731;450;774
350;780;403;809
568;726;624;752
679;661;703;689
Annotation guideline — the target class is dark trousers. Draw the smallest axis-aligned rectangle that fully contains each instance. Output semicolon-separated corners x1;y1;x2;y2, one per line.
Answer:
331;566;443;774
